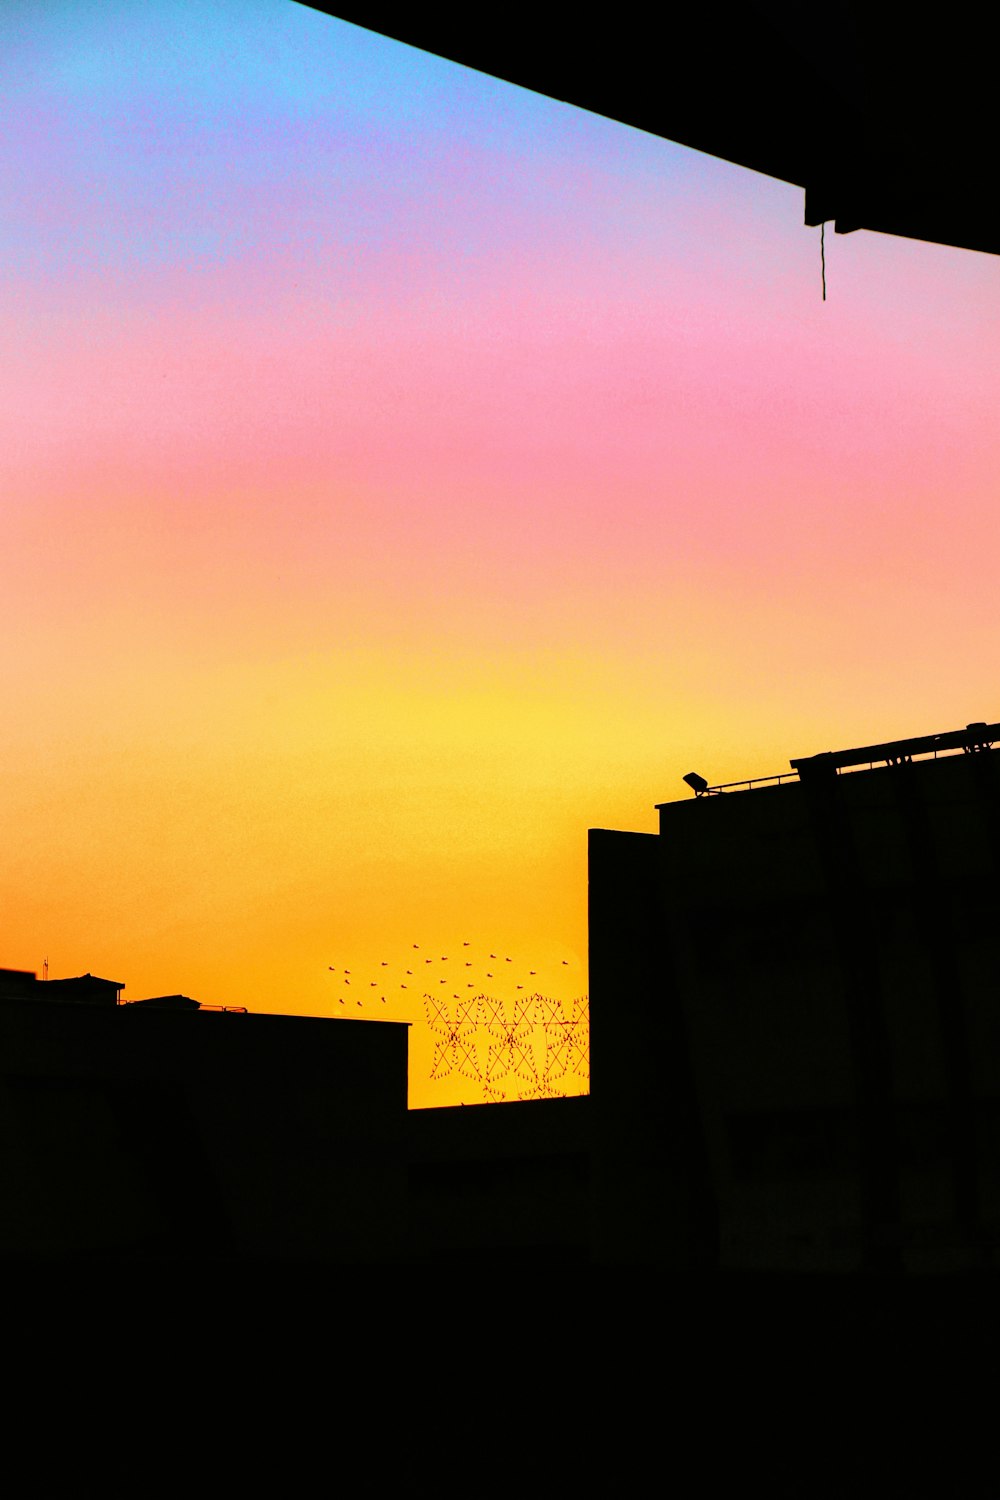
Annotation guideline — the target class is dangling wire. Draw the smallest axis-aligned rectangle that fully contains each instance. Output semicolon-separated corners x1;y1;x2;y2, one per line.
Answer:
821;221;827;301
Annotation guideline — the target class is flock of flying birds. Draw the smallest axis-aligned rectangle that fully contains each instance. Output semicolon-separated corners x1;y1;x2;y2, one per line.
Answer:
326;942;572;1007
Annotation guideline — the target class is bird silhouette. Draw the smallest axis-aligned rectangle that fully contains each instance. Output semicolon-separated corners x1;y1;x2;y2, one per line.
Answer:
406;970;412;975
487;973;493;978
463;941;470;946
357;1001;362;1007
530;971;536;975
413;944;419;949
328;966;336;971
338;998;344;1005
370;982;377;987
562;960;568;965
465;962;472;967
381;962;388;966
489;954;496;959
506;958;512;963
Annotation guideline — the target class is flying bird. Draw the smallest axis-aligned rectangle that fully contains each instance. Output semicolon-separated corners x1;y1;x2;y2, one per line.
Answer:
413;944;419;949
530;971;536;976
406;970;412;975
338;998;344;1005
506;958;512;963
465;962;472;967
562;960;569;965
489;954;496;959
463;942;470;946
370;982;377;987
487;973;493;978
328;967;336;971
381;961;388;966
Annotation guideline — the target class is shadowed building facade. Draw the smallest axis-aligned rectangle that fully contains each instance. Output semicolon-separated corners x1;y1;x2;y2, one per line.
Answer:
0;969;408;1261
589;721;1000;1271
0;966;591;1263
5;722;999;1270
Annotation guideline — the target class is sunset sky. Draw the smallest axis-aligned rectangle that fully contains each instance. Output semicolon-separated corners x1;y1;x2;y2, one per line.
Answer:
4;0;1000;1106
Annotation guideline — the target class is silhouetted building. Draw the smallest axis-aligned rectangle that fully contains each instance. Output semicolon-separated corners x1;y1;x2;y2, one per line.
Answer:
0;976;407;1260
7;722;999;1270
0;964;590;1263
589;720;1000;1271
407;1094;591;1264
0;968;124;1005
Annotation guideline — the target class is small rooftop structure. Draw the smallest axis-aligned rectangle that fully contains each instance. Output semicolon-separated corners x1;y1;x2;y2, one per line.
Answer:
125;994;202;1011
662;721;1000;801
124;994;248;1013
0;969;124;1004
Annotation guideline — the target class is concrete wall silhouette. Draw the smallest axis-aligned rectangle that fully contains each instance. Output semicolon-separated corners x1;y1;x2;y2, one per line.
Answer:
0;995;407;1261
590;746;1000;1271
407;1094;590;1263
0;977;590;1263
8;736;1000;1269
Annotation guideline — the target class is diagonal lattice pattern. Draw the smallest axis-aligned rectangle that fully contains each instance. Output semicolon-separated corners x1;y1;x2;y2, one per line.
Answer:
423;993;483;1083
424;993;589;1103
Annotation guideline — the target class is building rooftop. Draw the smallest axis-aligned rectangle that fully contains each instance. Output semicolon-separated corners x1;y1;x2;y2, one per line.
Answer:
660;721;1000;806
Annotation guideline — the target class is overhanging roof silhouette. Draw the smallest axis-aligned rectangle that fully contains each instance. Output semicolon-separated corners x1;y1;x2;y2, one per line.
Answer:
295;2;1000;258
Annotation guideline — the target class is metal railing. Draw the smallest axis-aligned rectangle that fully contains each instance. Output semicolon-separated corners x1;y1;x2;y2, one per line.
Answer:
703;735;997;795
703;771;799;794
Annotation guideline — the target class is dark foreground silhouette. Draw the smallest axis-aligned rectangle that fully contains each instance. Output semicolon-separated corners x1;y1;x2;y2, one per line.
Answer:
4;722;1000;1293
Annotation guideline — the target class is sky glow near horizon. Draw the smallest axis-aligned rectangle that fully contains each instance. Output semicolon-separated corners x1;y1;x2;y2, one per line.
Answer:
3;0;1000;1106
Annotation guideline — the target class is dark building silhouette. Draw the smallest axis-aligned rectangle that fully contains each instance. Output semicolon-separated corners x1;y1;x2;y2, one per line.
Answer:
0;967;407;1260
0;964;588;1263
4;720;999;1274
590;720;1000;1272
0;969;124;1006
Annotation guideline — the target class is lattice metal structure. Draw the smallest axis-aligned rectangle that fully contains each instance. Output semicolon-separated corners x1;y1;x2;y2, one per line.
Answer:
423;992;590;1103
424;992;483;1084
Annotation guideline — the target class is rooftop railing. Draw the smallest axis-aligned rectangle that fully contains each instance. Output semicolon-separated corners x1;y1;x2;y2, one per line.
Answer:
692;722;999;797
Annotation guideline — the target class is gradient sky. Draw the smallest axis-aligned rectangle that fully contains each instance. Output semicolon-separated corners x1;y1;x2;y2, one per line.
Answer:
4;0;1000;1106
